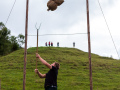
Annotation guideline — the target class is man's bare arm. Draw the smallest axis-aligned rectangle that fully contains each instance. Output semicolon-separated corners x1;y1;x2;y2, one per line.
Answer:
35;69;46;78
36;53;52;69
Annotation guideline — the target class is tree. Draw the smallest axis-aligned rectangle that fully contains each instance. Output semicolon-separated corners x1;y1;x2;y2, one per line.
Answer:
0;22;5;30
0;22;25;56
17;34;25;48
10;36;19;52
0;23;11;55
10;34;25;51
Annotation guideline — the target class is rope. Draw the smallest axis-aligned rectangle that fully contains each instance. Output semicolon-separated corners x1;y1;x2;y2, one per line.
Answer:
28;33;87;36
5;0;17;25
98;0;120;59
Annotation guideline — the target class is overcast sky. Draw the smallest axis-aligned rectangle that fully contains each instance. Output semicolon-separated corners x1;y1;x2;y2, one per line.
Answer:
0;0;120;59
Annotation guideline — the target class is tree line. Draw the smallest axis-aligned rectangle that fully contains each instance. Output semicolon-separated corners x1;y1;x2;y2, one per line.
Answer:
0;22;25;56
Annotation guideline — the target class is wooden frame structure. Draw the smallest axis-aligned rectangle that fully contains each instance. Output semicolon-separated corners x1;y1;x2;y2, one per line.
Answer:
23;0;93;90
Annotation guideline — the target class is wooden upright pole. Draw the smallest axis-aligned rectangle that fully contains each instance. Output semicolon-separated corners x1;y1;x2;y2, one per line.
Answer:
35;23;41;69
86;0;93;90
23;0;29;90
36;29;38;69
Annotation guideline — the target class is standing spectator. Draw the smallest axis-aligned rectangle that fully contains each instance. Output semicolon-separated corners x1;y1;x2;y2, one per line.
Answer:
73;42;75;48
45;42;47;46
51;42;52;46
51;42;53;46
49;41;50;47
57;42;59;47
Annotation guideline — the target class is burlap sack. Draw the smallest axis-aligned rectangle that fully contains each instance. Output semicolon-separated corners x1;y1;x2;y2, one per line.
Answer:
54;0;64;6
47;0;58;11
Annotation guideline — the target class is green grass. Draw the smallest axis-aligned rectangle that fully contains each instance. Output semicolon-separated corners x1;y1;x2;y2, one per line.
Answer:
0;47;120;90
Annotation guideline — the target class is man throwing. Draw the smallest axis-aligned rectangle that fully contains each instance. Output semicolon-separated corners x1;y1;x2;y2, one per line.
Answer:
35;53;60;90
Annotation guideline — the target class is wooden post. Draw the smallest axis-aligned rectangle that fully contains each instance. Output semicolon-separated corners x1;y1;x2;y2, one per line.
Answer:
86;0;93;90
35;23;41;69
36;28;38;69
23;0;29;90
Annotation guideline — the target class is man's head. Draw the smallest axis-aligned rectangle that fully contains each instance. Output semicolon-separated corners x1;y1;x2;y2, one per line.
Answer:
51;62;60;70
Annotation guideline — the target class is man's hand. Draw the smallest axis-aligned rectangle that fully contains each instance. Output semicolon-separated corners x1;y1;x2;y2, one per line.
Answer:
36;53;40;58
34;69;38;74
34;69;46;78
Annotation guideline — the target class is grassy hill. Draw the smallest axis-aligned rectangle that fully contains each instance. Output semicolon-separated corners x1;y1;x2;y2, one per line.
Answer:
0;47;120;90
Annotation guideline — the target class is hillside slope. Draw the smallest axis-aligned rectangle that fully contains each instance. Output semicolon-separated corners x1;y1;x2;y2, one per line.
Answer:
0;47;120;90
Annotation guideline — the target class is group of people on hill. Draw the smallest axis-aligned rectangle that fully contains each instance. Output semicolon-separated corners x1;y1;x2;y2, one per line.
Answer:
45;41;60;47
45;42;75;47
45;41;53;47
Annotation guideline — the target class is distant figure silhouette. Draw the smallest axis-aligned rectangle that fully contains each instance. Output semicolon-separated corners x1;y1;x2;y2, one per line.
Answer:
45;42;47;46
57;42;59;47
73;42;75;48
49;41;50;47
51;42;53;46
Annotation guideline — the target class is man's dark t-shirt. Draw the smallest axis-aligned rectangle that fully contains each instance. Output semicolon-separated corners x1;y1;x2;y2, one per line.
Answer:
45;66;58;87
